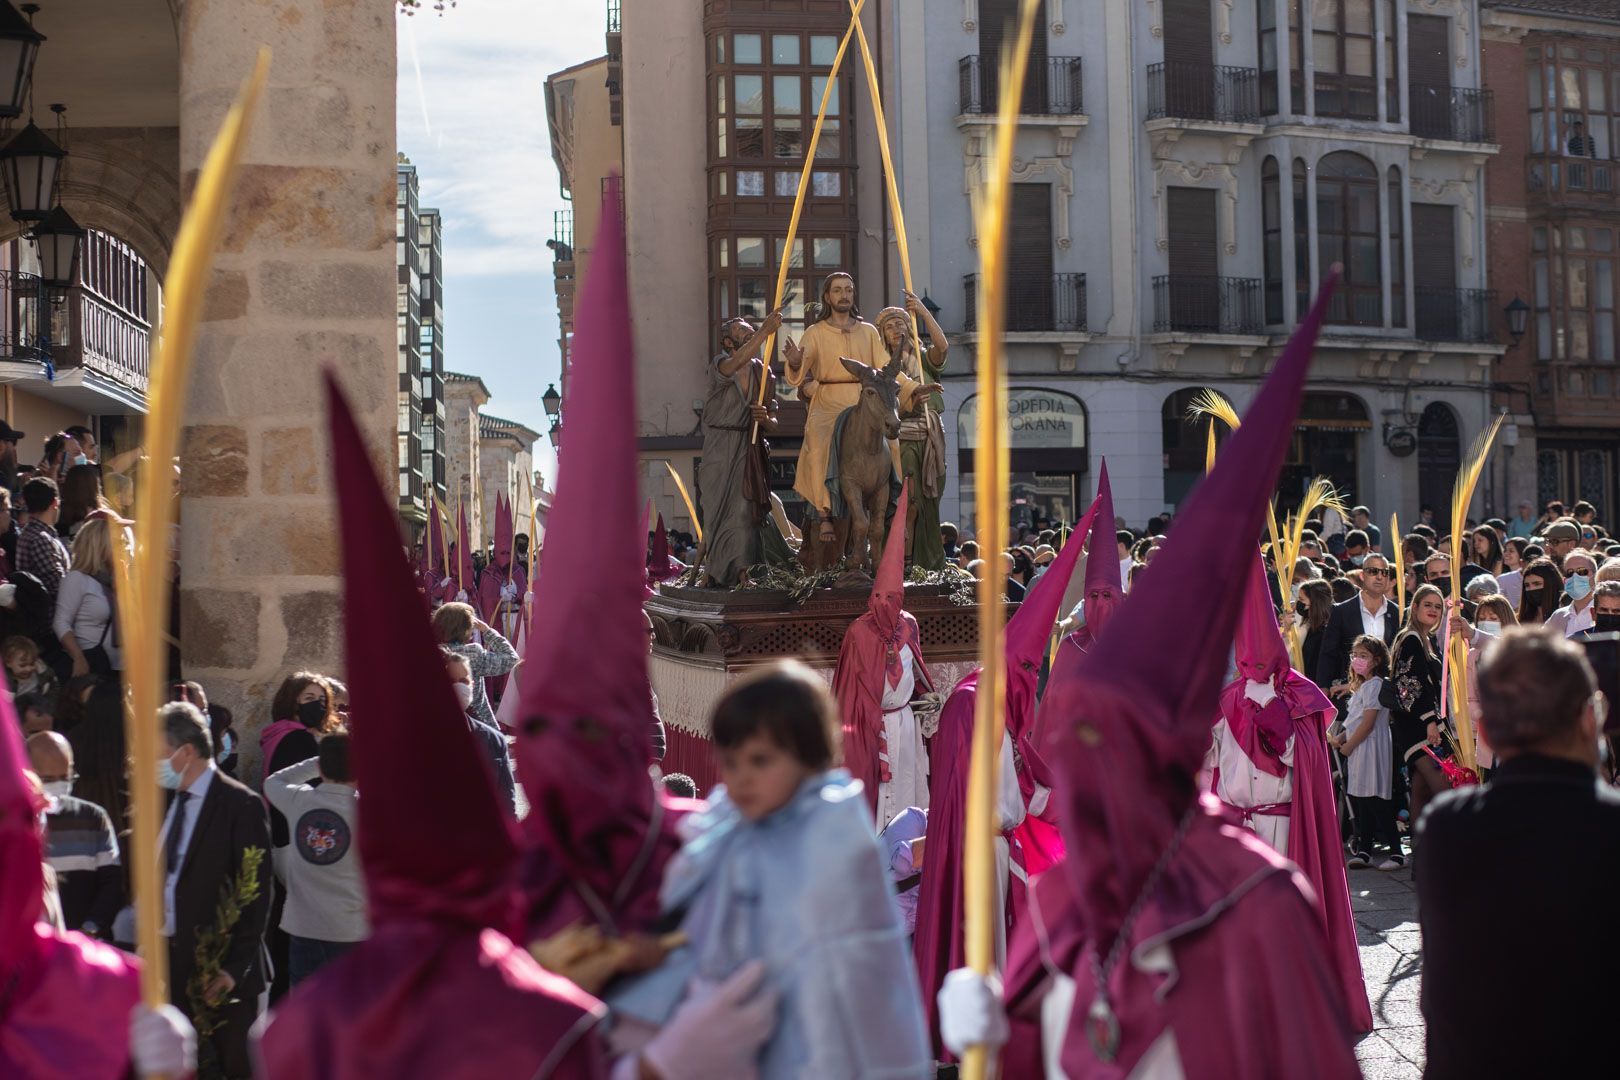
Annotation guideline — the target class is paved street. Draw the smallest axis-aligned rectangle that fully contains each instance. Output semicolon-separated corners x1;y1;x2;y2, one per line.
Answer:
1351;866;1426;1078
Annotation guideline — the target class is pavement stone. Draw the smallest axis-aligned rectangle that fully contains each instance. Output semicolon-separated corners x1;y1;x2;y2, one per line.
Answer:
1348;864;1427;1076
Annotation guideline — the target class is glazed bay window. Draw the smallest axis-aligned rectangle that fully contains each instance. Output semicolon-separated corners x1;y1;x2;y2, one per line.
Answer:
711;232;849;339
1313;0;1378;121
1527;44;1620;195
1533;225;1617;362
1317;152;1381;325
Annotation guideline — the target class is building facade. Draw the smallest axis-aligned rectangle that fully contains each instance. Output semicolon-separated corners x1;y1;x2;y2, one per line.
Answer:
396;157;448;532
478;413;545;545
444;370;490;542
1482;1;1620;521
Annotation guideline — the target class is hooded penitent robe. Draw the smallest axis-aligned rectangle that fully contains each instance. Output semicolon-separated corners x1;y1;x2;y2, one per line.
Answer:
257;374;605;1080
1036;276;1362;1080
1212;556;1373;1033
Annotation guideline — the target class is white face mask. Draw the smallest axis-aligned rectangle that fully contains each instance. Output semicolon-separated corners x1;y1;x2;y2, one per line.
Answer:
42;779;72;799
1476;620;1502;637
157;750;183;790
454;683;474;710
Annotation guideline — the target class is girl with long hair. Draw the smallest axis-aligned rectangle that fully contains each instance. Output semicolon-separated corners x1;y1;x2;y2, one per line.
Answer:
1380;584;1450;839
1516;557;1563;625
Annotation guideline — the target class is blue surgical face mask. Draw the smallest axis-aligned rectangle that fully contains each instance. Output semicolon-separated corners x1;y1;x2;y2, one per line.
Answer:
157;750;183;790
71;454;88;467
1476;620;1502;638
1350;554;1366;566
1567;573;1592;601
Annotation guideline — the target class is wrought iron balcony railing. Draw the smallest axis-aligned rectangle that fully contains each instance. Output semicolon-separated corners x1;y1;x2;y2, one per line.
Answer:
1146;62;1260;124
959;55;1083;117
1414;286;1496;344
1152;274;1262;334
962;273;1087;334
1409;86;1494;143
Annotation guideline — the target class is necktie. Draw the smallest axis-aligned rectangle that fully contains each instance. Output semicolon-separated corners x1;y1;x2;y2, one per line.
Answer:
165;789;191;874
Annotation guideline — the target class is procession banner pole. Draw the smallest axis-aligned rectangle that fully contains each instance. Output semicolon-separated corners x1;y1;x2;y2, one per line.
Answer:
752;0;867;443
113;49;270;1079
664;461;704;543
1391;512;1404;614
961;4;1042;1078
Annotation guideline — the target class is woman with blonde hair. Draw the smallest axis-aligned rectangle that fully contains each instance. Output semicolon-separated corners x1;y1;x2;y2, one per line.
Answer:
1380;583;1449;838
53;511;128;677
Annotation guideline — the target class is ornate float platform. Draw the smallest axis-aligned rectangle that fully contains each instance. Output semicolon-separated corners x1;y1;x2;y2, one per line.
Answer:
647;582;1010;788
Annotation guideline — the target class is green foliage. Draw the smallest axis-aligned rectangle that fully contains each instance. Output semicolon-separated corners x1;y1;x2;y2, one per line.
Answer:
188;845;266;1080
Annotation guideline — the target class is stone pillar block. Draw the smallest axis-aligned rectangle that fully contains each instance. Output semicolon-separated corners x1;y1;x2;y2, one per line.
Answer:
178;0;397;778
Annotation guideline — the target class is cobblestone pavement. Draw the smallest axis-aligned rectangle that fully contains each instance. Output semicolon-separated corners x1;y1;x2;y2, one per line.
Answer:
1350;864;1426;1079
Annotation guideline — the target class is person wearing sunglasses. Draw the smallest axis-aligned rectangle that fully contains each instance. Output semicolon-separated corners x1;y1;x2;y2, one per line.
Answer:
1316;550;1400;692
1545;549;1601;638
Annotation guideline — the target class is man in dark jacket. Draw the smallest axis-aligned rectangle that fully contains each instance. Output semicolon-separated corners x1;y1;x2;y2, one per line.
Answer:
1417;628;1620;1077
157;702;272;1079
1314;551;1399;690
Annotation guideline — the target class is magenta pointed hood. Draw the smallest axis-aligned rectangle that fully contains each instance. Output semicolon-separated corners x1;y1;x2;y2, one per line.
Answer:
1042;272;1338;945
1080;461;1122;638
1234;553;1291;686
514;175;675;929
868;480;910;637
0;688;43;972
326;373;522;929
494;490;513;571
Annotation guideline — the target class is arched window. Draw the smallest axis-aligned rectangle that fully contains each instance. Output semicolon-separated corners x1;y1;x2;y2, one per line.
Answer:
1388;166;1405;327
1293;158;1310;317
1317;151;1380;325
958;388;1089;534
1312;0;1377;120
1161;387;1233;509
1262;157;1283;323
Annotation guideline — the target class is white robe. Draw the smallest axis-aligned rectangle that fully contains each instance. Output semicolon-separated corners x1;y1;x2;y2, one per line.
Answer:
992;729;1027;967
1208;715;1295;854
876;649;930;830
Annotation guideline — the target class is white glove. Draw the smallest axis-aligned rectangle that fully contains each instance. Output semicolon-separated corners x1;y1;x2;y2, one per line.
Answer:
455;589;469;603
938;968;1009;1058
130;1003;196;1076
640;960;778;1080
1243;678;1278;707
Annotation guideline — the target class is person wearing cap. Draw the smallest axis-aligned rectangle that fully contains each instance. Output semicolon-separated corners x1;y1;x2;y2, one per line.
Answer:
1543;518;1582;569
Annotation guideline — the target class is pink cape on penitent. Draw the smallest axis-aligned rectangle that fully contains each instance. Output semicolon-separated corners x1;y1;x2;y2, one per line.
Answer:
1038;275;1362;1079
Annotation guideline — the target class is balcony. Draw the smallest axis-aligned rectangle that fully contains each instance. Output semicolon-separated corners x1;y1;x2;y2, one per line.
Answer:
1414;287;1496;344
1536;362;1620;428
1146;62;1260;124
1409;86;1495;144
962;273;1087;334
959;55;1083;117
1528;154;1617;206
1152;275;1262;335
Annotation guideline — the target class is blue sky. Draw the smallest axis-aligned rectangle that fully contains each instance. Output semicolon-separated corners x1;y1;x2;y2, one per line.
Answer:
396;1;604;485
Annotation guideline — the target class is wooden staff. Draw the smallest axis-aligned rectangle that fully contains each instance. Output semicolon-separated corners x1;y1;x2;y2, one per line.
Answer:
113;49;270;1078
961;4;1043;1078
753;0;868;442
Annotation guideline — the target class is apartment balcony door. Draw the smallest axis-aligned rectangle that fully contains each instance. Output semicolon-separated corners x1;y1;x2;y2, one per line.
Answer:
1166;187;1221;331
979;0;1049;112
1009;183;1055;331
1162;0;1215;119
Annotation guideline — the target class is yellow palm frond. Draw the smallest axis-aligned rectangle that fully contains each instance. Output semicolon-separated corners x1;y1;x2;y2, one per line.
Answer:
1185;388;1241;432
663;461;703;543
1391;512;1404;613
1445;413;1506;774
1205;421;1217;475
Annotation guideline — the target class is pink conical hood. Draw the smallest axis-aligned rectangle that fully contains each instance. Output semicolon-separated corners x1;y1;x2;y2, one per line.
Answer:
1079;460;1122;637
1043;272;1338;943
514;174;659;895
325;373;521;929
0;686;43;973
1006;485;1101;670
867;481;911;635
495;490;513;569
1234;552;1290;685
457;501;475;591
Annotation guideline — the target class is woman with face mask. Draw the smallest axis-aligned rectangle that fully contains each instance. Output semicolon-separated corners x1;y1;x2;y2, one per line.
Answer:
431;602;518;814
1462;595;1518;777
442;649;518;814
1515;558;1564;626
1297;579;1336;690
1544;549;1601;638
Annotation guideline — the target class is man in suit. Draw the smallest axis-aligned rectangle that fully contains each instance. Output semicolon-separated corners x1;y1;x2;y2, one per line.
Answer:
1315;550;1399;690
1418;628;1620;1076
157;701;272;1078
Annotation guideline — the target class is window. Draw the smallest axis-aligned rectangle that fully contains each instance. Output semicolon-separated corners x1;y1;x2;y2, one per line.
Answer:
1312;0;1377;120
1293;158;1311;318
1388;166;1405;327
1259;0;1302;115
710;29;851;199
1535;224;1618;362
1262;157;1283;323
711;231;851;336
1527;44;1619;194
1382;0;1399;122
1317;151;1381;325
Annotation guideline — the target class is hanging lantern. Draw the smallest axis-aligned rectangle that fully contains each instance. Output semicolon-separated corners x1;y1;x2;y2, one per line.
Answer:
0;2;44;121
0;119;65;221
31;202;82;287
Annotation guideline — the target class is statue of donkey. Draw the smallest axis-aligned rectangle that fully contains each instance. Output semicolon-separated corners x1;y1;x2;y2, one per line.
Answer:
799;354;904;574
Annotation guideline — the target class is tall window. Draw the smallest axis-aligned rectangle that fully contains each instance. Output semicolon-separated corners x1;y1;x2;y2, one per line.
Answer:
1382;0;1399;122
711;233;847;339
1312;0;1377;120
1317;151;1381;325
1262;157;1284;323
1259;0;1302;115
710;31;850;202
1293;158;1310;318
1533;224;1617;362
1388;166;1405;327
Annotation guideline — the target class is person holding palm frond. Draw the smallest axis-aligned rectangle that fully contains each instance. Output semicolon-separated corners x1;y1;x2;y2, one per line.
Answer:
1381;583;1450;844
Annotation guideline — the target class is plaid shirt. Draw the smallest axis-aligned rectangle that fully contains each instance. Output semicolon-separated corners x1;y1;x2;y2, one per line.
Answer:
17;518;68;598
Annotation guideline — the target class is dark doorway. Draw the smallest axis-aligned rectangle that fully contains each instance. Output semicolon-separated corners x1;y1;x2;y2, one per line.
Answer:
979;0;1049;112
1418;403;1461;531
1413;203;1459;338
1279;392;1370;506
1009;183;1054;330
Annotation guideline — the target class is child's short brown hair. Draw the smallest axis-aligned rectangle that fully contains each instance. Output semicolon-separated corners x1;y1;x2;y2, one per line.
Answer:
3;635;38;665
711;660;839;770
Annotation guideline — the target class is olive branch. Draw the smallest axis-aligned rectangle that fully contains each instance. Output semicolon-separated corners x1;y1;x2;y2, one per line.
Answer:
187;845;266;1080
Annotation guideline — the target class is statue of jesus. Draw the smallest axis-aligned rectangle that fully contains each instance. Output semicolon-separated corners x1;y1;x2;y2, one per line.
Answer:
782;272;939;544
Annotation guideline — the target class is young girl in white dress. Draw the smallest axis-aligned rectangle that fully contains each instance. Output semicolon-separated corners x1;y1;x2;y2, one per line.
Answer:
1332;634;1401;870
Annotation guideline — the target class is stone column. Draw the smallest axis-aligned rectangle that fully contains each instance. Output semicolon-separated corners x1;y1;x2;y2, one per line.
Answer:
177;0;398;760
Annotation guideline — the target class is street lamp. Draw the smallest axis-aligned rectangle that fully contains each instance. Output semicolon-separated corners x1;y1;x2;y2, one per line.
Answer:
542;382;561;420
1504;295;1529;346
0;118;64;222
548;418;562;450
0;2;44;121
31;202;82;287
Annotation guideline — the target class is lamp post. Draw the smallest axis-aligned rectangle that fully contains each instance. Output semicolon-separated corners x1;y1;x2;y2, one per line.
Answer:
542;382;561;420
31;202;81;286
0;116;63;222
0;2;44;120
548;418;562;451
1504;295;1529;347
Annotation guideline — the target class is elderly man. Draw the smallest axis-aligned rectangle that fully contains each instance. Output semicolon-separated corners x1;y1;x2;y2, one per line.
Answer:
156;701;271;1079
1418;629;1620;1076
1544;548;1600;638
26;730;124;941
